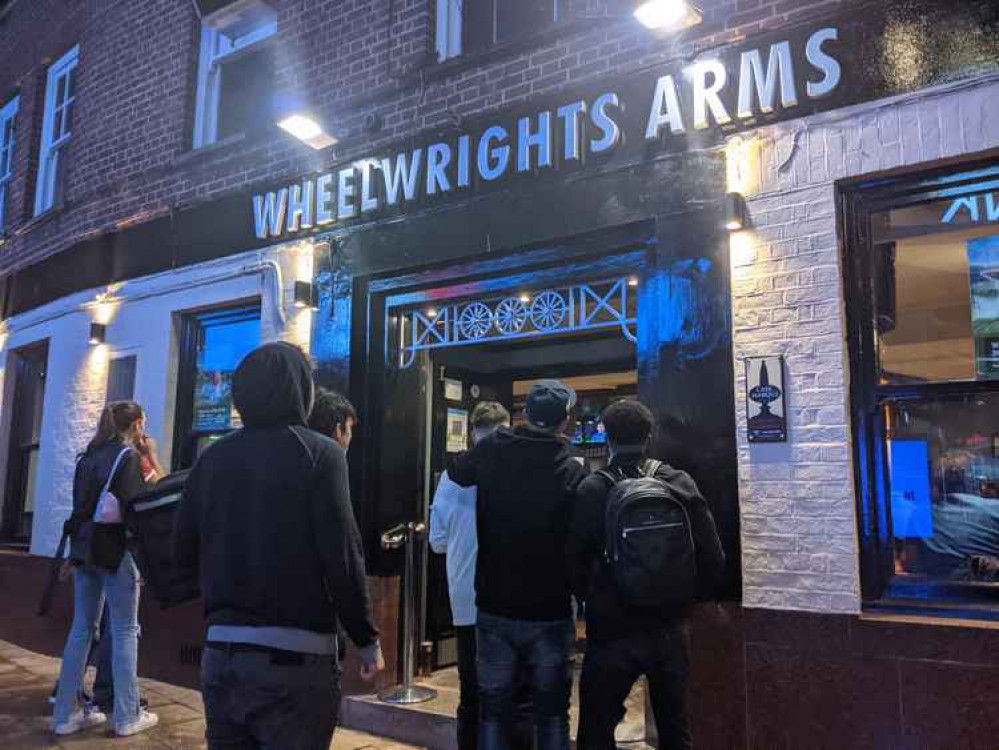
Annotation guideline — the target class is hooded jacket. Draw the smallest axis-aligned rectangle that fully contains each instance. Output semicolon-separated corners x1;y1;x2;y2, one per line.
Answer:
172;342;378;649
449;425;587;621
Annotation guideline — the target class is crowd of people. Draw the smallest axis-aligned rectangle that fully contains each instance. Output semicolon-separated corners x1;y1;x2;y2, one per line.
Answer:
50;341;725;750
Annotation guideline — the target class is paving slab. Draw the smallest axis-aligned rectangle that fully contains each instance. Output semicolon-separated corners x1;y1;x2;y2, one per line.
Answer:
0;639;418;750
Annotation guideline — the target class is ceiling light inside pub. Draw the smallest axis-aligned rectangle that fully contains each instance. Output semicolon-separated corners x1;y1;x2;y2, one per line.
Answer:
277;114;338;150
634;0;702;31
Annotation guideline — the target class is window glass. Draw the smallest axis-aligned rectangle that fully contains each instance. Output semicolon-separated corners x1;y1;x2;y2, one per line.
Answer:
192;313;260;432
216;46;275;142
872;192;999;384
495;0;558;44
888;393;999;582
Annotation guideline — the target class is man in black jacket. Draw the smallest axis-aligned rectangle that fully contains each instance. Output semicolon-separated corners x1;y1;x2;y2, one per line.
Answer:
449;380;587;750
568;399;725;750
174;342;382;750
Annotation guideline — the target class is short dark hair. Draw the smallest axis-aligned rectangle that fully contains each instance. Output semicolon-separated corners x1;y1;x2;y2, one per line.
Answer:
309;387;358;436
601;399;654;446
470;401;510;430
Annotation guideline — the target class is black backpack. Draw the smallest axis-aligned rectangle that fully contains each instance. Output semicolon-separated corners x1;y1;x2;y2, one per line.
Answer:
599;460;698;608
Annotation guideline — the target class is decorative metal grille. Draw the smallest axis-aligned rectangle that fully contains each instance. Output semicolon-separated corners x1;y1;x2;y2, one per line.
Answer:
398;277;637;368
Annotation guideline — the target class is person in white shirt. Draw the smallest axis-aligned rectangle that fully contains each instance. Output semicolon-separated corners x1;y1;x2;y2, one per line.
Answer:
430;401;510;750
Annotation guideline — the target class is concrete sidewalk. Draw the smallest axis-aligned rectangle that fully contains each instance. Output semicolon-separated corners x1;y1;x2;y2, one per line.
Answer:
0;639;416;750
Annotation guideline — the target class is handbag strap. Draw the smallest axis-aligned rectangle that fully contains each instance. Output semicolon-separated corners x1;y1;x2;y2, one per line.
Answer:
92;447;131;520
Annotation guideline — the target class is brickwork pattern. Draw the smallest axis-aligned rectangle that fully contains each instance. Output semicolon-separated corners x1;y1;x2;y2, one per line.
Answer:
732;76;999;613
0;0;853;273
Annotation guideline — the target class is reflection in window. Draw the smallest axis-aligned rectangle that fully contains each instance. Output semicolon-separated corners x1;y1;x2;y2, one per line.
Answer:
874;195;999;384
889;393;999;582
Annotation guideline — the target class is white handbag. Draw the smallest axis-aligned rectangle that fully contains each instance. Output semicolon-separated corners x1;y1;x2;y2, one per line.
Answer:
92;447;131;525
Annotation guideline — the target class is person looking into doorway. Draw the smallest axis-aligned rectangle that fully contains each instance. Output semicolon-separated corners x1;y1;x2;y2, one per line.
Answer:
449;380;587;750
174;342;383;750
430;401;511;750
568;399;726;750
308;387;357;451
52;401;162;737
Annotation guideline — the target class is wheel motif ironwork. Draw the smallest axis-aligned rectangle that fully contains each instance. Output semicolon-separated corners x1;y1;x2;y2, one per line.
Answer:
494;298;528;335
530;291;567;331
458;302;493;339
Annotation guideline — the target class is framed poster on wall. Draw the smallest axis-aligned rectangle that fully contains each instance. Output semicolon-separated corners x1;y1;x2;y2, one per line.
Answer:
446;408;469;453
745;356;788;443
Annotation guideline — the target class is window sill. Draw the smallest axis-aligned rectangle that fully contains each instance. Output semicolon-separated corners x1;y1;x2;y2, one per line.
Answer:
173;132;249;167
15;206;62;236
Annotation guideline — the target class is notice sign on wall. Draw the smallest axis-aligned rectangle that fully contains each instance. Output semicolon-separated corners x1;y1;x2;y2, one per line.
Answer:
746;356;787;443
446;408;469;453
968;236;999;380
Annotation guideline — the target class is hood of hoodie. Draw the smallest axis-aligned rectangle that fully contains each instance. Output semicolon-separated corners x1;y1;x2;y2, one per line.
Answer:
232;342;315;428
493;425;573;454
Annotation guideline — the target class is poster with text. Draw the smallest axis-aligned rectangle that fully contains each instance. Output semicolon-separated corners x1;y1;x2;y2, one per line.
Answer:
746;356;787;443
446;408;469;453
968;236;999;380
193;370;233;431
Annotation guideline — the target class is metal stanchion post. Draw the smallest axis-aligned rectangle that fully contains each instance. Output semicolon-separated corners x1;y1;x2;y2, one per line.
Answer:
378;521;438;705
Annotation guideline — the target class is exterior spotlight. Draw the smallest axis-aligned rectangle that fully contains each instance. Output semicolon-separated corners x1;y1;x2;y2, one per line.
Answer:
627;276;639;287
89;322;106;345
634;0;702;31
293;280;318;310
519;293;531;303
724;192;747;232
427;308;439;319
277;114;338;150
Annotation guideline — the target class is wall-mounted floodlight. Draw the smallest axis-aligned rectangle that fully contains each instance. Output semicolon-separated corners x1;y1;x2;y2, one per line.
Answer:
293;280;318;310
89;322;107;345
277;114;338;150
634;0;702;31
724;192;747;232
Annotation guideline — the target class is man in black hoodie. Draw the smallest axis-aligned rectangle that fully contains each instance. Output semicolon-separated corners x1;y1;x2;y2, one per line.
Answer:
174;342;382;750
449;380;587;750
568;399;725;750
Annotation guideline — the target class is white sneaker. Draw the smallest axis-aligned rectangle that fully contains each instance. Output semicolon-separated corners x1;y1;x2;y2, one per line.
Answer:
52;707;107;735
115;709;159;737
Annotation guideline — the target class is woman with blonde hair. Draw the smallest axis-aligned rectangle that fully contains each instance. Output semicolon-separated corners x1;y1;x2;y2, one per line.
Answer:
51;401;162;737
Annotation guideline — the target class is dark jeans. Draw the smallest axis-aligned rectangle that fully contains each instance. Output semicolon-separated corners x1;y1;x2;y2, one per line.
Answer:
477;613;573;750
201;645;340;750
577;626;691;750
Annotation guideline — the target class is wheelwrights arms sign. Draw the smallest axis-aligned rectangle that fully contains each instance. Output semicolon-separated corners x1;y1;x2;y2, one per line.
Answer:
251;0;999;241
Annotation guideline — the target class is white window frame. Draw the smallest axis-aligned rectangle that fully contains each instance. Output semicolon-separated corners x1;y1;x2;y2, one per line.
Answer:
34;45;78;217
436;0;463;61
0;95;19;233
193;0;278;149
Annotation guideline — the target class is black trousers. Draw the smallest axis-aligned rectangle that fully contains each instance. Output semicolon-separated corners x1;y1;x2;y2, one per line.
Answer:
577;626;691;750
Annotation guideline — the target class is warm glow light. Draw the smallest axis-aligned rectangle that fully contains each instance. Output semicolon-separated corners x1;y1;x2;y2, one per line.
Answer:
634;0;701;30
725;219;744;231
627;277;639;287
725;136;760;196
296;243;316;283
427;308;438;318
519;293;531;303
729;231;757;279
278;115;338;150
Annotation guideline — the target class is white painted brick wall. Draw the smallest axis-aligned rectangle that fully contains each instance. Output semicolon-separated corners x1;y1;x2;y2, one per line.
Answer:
732;75;999;615
0;240;318;557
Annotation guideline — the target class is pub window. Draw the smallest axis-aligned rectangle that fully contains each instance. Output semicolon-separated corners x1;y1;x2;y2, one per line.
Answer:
173;305;260;470
0;94;18;233
845;162;999;615
192;0;277;149
34;45;77;216
436;0;567;61
106;355;137;403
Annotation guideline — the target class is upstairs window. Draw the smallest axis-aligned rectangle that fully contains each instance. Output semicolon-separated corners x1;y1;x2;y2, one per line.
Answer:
193;0;277;148
436;0;567;61
34;46;77;216
0;95;18;233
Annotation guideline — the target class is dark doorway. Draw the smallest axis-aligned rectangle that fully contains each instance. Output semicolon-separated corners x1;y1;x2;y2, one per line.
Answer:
2;342;48;543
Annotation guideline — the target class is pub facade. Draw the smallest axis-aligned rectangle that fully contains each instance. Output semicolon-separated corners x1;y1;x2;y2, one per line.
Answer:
0;0;997;746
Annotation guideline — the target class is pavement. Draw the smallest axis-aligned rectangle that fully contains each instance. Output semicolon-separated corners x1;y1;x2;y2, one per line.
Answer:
0;638;416;750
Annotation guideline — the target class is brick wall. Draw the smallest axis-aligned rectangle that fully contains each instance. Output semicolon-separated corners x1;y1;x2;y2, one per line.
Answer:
0;0;855;274
731;75;999;614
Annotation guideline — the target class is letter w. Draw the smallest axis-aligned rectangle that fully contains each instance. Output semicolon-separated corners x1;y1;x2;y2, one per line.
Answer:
253;189;289;239
381;150;424;205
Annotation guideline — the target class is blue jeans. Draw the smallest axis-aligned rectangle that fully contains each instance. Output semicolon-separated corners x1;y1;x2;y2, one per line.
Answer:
53;553;142;730
201;645;340;750
477;613;573;750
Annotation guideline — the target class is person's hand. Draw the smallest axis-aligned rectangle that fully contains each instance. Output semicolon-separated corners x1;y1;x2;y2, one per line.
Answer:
359;643;385;682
